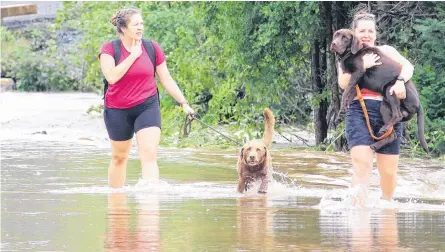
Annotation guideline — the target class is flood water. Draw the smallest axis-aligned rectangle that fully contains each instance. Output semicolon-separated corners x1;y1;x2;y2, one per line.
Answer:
1;92;444;251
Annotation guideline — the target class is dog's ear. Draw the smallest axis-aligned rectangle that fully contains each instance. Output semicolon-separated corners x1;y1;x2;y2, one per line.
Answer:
262;146;269;162
237;147;246;173
351;34;363;54
239;147;244;159
238;148;246;164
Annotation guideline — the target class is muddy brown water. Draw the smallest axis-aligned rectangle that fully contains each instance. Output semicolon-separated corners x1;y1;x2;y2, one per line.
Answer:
1;92;444;251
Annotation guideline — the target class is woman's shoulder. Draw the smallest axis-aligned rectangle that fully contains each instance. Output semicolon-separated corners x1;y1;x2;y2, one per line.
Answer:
149;40;165;54
99;40;116;57
146;39;166;65
377;45;399;55
149;40;162;49
100;40;114;50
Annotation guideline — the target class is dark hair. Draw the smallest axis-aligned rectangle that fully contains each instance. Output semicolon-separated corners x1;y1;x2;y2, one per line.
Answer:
110;8;141;34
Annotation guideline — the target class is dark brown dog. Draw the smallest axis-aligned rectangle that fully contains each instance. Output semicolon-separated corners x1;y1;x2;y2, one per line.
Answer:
237;108;275;194
330;29;428;152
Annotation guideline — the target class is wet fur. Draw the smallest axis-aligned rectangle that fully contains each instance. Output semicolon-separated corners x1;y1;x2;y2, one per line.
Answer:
237;108;275;194
330;29;428;152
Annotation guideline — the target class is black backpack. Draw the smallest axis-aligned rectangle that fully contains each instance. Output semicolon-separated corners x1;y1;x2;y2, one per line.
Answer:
102;38;157;99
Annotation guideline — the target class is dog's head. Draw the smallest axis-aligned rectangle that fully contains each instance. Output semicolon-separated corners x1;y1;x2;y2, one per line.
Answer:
238;140;269;171
330;29;363;56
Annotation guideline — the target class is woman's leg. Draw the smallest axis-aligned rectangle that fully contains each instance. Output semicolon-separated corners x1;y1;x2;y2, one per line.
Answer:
345;100;376;205
108;140;132;188
133;94;162;181
375;122;402;200
136;127;161;180
351;146;374;188
350;146;374;205
104;106;135;188
376;153;399;200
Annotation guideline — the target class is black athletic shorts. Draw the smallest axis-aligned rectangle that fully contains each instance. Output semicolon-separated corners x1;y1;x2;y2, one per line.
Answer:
104;94;161;141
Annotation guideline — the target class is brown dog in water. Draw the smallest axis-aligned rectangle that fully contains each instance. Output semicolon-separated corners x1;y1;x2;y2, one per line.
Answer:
237;108;275;194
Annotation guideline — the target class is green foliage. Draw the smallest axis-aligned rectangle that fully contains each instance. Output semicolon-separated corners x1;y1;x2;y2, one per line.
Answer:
1;26;80;91
2;2;444;156
23;23;57;51
1;27;27;78
404;17;445;156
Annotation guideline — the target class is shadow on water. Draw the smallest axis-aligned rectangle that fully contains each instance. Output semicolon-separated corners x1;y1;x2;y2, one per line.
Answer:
1;92;445;251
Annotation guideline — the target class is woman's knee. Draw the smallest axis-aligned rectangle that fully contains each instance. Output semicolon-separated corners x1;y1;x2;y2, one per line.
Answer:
377;154;399;178
351;147;373;167
379;167;397;179
352;156;373;175
111;153;129;166
377;162;398;178
350;147;373;177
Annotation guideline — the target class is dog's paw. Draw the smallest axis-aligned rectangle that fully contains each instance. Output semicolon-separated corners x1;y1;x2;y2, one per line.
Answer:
378;127;388;136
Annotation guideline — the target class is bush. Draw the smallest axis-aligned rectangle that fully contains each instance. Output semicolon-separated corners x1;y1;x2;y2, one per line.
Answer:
1;26;82;91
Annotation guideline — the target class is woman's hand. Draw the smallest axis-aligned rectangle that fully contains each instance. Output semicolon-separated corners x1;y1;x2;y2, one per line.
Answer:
362;53;382;69
182;103;195;118
389;80;406;99
130;39;142;59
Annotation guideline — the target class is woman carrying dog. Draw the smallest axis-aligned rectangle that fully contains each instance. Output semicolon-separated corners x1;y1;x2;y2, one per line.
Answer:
99;8;194;188
337;10;414;203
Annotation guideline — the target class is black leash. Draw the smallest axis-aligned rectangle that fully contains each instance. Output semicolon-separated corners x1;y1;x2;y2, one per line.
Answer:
184;114;243;147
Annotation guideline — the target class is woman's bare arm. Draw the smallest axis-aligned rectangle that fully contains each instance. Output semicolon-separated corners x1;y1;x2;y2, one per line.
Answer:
156;61;187;104
381;45;414;81
100;39;142;85
100;54;138;84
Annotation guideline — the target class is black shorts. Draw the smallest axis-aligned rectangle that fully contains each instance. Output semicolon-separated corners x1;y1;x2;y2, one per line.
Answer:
104;94;161;141
345;99;403;155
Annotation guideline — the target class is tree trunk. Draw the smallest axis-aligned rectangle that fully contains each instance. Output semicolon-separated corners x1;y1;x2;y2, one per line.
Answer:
312;2;331;146
312;39;326;146
330;2;345;150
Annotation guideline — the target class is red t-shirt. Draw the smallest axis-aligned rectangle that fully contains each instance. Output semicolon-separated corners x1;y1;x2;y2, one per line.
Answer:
99;40;166;108
360;88;381;97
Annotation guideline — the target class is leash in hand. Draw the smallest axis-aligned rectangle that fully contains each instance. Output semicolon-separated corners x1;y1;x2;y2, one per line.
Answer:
184;113;243;147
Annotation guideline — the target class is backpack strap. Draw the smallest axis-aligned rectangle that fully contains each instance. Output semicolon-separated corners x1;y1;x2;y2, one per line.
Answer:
141;38;160;105
142;38;156;76
111;39;122;63
103;39;122;99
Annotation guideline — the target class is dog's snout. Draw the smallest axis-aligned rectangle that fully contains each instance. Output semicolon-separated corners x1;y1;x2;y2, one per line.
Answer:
249;155;255;160
330;42;336;51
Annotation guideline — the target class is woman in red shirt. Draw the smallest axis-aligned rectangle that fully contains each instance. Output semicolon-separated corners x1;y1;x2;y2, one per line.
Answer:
337;11;414;205
99;8;194;188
